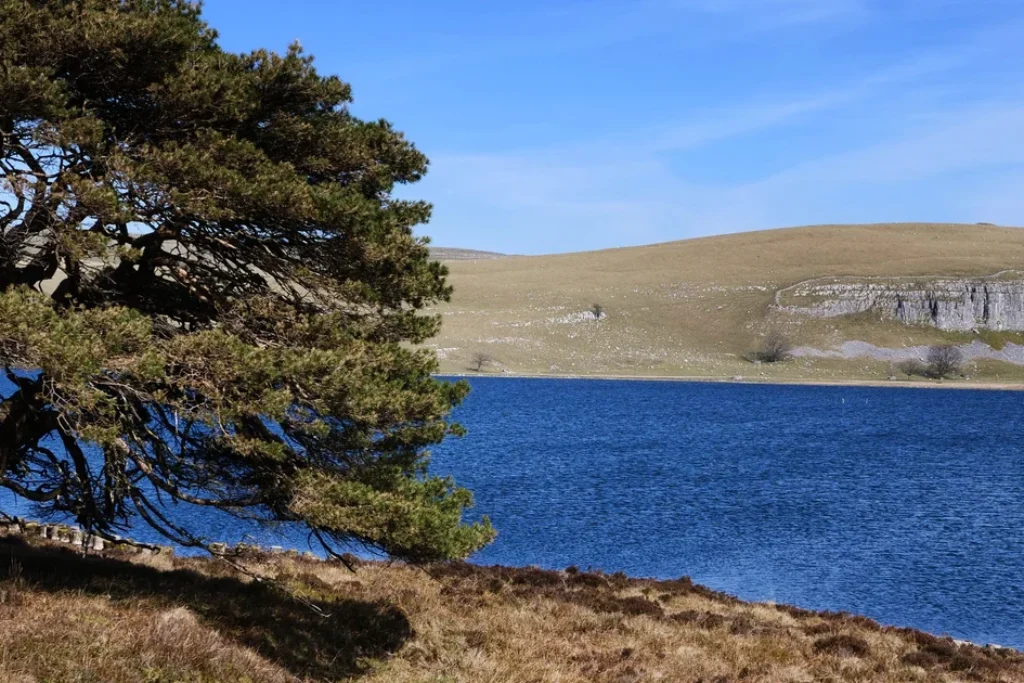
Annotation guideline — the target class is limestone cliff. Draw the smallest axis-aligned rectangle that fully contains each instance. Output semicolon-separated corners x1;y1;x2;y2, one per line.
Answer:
777;272;1024;331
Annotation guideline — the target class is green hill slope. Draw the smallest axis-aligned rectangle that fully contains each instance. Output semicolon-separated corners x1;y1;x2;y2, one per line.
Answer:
429;223;1024;384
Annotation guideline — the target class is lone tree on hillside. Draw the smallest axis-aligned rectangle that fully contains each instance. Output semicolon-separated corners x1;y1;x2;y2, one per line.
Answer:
927;345;963;380
750;331;793;363
470;352;494;372
590;303;605;321
0;1;493;563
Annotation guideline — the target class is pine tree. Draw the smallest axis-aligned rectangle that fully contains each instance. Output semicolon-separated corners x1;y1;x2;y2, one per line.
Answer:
0;0;494;561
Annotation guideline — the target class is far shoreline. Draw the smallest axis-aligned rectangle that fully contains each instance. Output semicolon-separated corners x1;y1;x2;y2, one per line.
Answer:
436;371;1024;392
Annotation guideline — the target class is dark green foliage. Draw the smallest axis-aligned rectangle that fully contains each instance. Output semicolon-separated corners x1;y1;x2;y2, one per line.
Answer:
0;0;493;561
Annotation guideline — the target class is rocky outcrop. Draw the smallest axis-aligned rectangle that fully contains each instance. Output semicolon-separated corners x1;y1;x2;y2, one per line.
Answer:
791;340;1024;365
777;272;1024;331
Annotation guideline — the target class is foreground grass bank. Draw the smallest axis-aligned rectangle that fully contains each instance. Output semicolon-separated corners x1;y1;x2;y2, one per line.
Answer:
1;533;1021;682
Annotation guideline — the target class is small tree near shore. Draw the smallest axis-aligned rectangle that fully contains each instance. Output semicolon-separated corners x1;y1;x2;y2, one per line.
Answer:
927;345;963;379
470;352;495;372
897;359;927;379
750;331;793;363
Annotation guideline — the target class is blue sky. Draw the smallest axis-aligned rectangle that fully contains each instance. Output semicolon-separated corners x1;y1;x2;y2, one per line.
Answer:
203;0;1024;254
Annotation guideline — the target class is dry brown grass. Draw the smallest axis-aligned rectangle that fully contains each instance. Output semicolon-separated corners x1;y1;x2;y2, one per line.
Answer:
431;223;1024;383
2;533;1022;682
0;535;409;682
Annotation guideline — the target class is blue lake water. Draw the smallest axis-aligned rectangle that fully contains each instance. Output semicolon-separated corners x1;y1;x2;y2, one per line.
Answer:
3;376;1023;647
431;378;1024;649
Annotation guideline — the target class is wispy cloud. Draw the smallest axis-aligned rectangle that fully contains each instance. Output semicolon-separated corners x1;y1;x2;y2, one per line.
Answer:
484;20;1001;160
643;50;965;154
677;0;869;30
967;172;1024;225
425;100;1024;253
680;101;1024;230
419;20;1024;254
351;0;868;81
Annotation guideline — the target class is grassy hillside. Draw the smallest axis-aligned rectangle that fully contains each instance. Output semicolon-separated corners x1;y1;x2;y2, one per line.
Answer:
2;531;1022;682
430;223;1024;383
429;247;507;261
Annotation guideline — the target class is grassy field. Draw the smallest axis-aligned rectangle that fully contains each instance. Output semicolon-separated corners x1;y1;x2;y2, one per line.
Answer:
429;223;1024;384
3;530;1023;682
430;247;508;261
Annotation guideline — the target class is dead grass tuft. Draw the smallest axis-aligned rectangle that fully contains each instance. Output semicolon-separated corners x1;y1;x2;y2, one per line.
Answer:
0;535;410;681
670;609;727;630
812;633;871;657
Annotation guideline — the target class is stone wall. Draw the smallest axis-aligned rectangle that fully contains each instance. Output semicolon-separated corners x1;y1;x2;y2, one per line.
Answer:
0;516;322;560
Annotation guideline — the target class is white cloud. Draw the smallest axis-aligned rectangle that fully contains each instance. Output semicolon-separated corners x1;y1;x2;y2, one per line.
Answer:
412;6;1024;252
352;0;869;81
764;104;1024;185
676;102;1024;229
962;173;1024;227
423;96;1024;252
677;0;869;29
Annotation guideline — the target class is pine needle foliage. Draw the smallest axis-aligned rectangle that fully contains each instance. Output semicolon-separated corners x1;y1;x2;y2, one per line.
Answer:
0;0;494;562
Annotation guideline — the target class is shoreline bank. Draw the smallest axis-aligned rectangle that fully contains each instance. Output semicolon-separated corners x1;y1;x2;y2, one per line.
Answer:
2;528;1021;682
437;371;1024;392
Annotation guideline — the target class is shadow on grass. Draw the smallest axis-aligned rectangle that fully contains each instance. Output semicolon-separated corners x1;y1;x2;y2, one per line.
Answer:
0;537;411;681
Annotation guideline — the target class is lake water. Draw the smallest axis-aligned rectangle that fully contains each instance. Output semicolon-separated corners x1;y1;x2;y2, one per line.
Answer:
3;376;1023;647
431;378;1024;649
